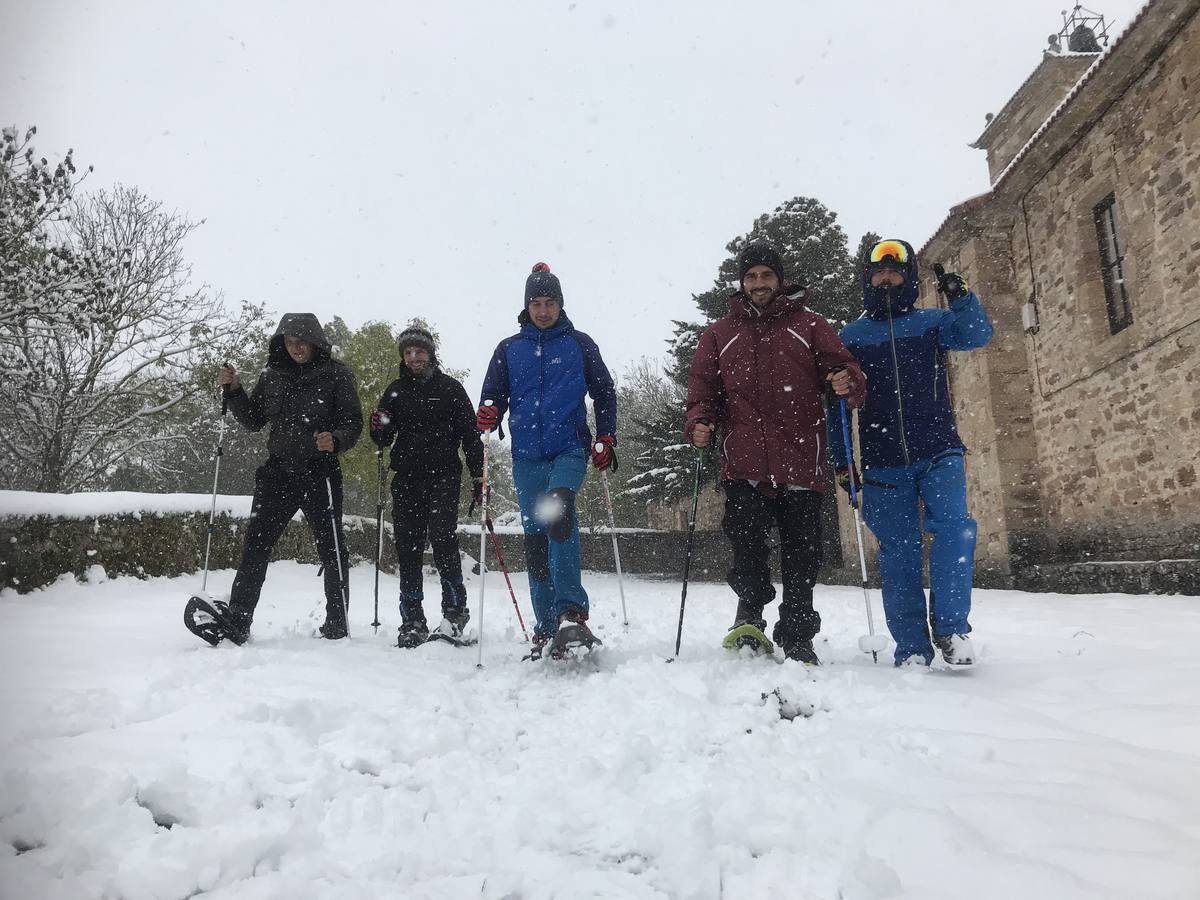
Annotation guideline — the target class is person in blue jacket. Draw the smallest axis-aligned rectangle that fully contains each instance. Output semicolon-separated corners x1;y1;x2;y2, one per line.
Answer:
477;263;617;659
831;239;993;667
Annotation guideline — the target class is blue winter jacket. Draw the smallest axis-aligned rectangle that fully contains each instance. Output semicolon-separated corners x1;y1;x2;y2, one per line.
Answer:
831;263;993;470
480;314;617;461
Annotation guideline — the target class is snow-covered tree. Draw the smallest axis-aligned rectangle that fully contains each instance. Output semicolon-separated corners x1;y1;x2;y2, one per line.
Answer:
0;125;107;334
612;357;718;512
0;185;266;492
669;196;863;385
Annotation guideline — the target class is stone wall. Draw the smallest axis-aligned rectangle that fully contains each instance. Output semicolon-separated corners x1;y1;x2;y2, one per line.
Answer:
1011;6;1200;562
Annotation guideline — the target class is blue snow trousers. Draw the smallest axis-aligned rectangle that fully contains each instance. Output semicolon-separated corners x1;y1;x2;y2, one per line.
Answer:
862;450;977;665
512;449;589;637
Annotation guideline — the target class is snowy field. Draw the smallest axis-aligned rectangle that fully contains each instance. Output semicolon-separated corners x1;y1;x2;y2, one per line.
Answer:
2;563;1199;900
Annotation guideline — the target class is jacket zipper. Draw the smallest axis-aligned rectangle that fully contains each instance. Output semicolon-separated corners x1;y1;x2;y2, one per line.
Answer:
933;349;939;402
537;332;546;459
885;302;912;466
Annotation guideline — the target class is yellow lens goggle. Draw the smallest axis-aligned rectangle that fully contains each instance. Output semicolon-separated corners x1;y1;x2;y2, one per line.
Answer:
868;240;909;266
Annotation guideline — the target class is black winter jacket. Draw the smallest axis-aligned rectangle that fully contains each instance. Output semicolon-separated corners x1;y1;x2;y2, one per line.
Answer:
226;313;363;468
371;367;484;480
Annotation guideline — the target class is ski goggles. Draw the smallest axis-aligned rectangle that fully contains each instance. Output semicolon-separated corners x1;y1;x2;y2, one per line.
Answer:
867;240;910;267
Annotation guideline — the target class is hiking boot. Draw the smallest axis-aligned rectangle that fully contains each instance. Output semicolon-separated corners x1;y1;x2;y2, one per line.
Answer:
216;600;252;644
558;605;589;626
782;638;821;666
319;618;348;640
526;632;552;661
933;633;975;666
733;601;767;635
396;618;429;649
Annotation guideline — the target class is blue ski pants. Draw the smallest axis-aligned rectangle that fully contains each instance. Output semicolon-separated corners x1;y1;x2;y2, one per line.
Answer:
862;450;977;664
512;449;589;636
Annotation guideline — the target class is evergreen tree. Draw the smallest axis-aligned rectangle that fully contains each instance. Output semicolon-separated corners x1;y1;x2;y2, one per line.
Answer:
667;196;861;391
638;196;863;507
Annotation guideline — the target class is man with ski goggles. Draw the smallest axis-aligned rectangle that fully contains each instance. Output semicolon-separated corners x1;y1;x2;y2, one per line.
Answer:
829;239;992;667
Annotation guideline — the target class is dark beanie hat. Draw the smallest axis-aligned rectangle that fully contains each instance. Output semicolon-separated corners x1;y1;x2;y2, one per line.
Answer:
524;262;564;307
738;244;785;286
397;326;438;365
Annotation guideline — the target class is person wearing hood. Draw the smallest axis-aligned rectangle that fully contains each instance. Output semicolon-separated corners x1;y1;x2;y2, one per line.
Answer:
685;244;866;665
369;326;484;648
477;263;617;659
830;239;993;667
215;312;364;642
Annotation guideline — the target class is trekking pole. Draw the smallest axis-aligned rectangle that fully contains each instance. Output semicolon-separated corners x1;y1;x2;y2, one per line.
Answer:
485;515;530;641
838;398;883;663
325;472;350;638
201;385;229;594
475;402;493;669
372;448;386;634
595;462;629;627
671;446;705;660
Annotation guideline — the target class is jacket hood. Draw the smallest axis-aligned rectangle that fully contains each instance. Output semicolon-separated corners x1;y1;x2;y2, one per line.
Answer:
268;312;332;367
728;284;810;320
862;239;920;319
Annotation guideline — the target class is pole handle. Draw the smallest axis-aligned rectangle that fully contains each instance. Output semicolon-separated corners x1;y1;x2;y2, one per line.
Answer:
838;398;860;509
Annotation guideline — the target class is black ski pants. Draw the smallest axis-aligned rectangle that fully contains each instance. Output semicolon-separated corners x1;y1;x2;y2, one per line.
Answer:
722;479;823;643
391;469;463;598
229;458;349;625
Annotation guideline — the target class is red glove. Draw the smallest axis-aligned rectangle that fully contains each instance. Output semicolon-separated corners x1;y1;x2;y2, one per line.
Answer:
476;404;499;432
370;409;390;430
592;435;617;472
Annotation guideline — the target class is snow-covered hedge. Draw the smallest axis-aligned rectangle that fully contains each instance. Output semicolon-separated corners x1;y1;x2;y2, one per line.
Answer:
0;491;859;594
0;492;726;594
0;492;393;593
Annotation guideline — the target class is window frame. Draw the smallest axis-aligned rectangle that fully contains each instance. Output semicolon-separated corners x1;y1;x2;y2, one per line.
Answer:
1092;193;1133;334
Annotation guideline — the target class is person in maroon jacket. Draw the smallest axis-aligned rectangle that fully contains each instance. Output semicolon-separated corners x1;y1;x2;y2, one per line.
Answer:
685;244;866;664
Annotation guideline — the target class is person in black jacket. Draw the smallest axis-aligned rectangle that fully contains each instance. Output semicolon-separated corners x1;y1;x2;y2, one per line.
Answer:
369;326;484;647
216;313;363;641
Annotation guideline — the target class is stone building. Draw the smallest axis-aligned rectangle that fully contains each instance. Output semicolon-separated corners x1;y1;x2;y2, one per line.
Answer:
654;0;1199;594
919;0;1199;592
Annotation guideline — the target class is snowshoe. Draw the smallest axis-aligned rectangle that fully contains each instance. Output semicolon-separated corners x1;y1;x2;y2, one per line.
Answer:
184;596;249;647
426;612;476;647
548;607;601;659
722;622;775;656
933;633;975;666
396;619;429;649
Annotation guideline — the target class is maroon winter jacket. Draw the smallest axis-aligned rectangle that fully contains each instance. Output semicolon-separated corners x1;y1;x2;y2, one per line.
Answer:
684;286;866;492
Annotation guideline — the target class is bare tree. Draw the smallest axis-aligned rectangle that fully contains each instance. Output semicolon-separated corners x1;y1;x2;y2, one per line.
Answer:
0;185;266;492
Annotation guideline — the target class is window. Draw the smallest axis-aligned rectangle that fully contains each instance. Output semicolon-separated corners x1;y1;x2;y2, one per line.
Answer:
1093;194;1132;334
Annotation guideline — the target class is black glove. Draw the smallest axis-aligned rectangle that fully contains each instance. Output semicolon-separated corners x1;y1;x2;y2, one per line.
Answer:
836;466;861;495
467;479;485;517
933;263;969;301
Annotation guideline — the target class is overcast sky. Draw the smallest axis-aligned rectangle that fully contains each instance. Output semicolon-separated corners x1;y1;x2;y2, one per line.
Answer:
7;0;1145;399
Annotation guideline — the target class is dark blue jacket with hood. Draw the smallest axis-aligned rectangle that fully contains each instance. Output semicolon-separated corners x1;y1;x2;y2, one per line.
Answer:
829;241;993;470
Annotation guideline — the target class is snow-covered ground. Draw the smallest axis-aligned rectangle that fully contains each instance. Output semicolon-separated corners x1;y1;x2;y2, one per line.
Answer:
2;563;1198;900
